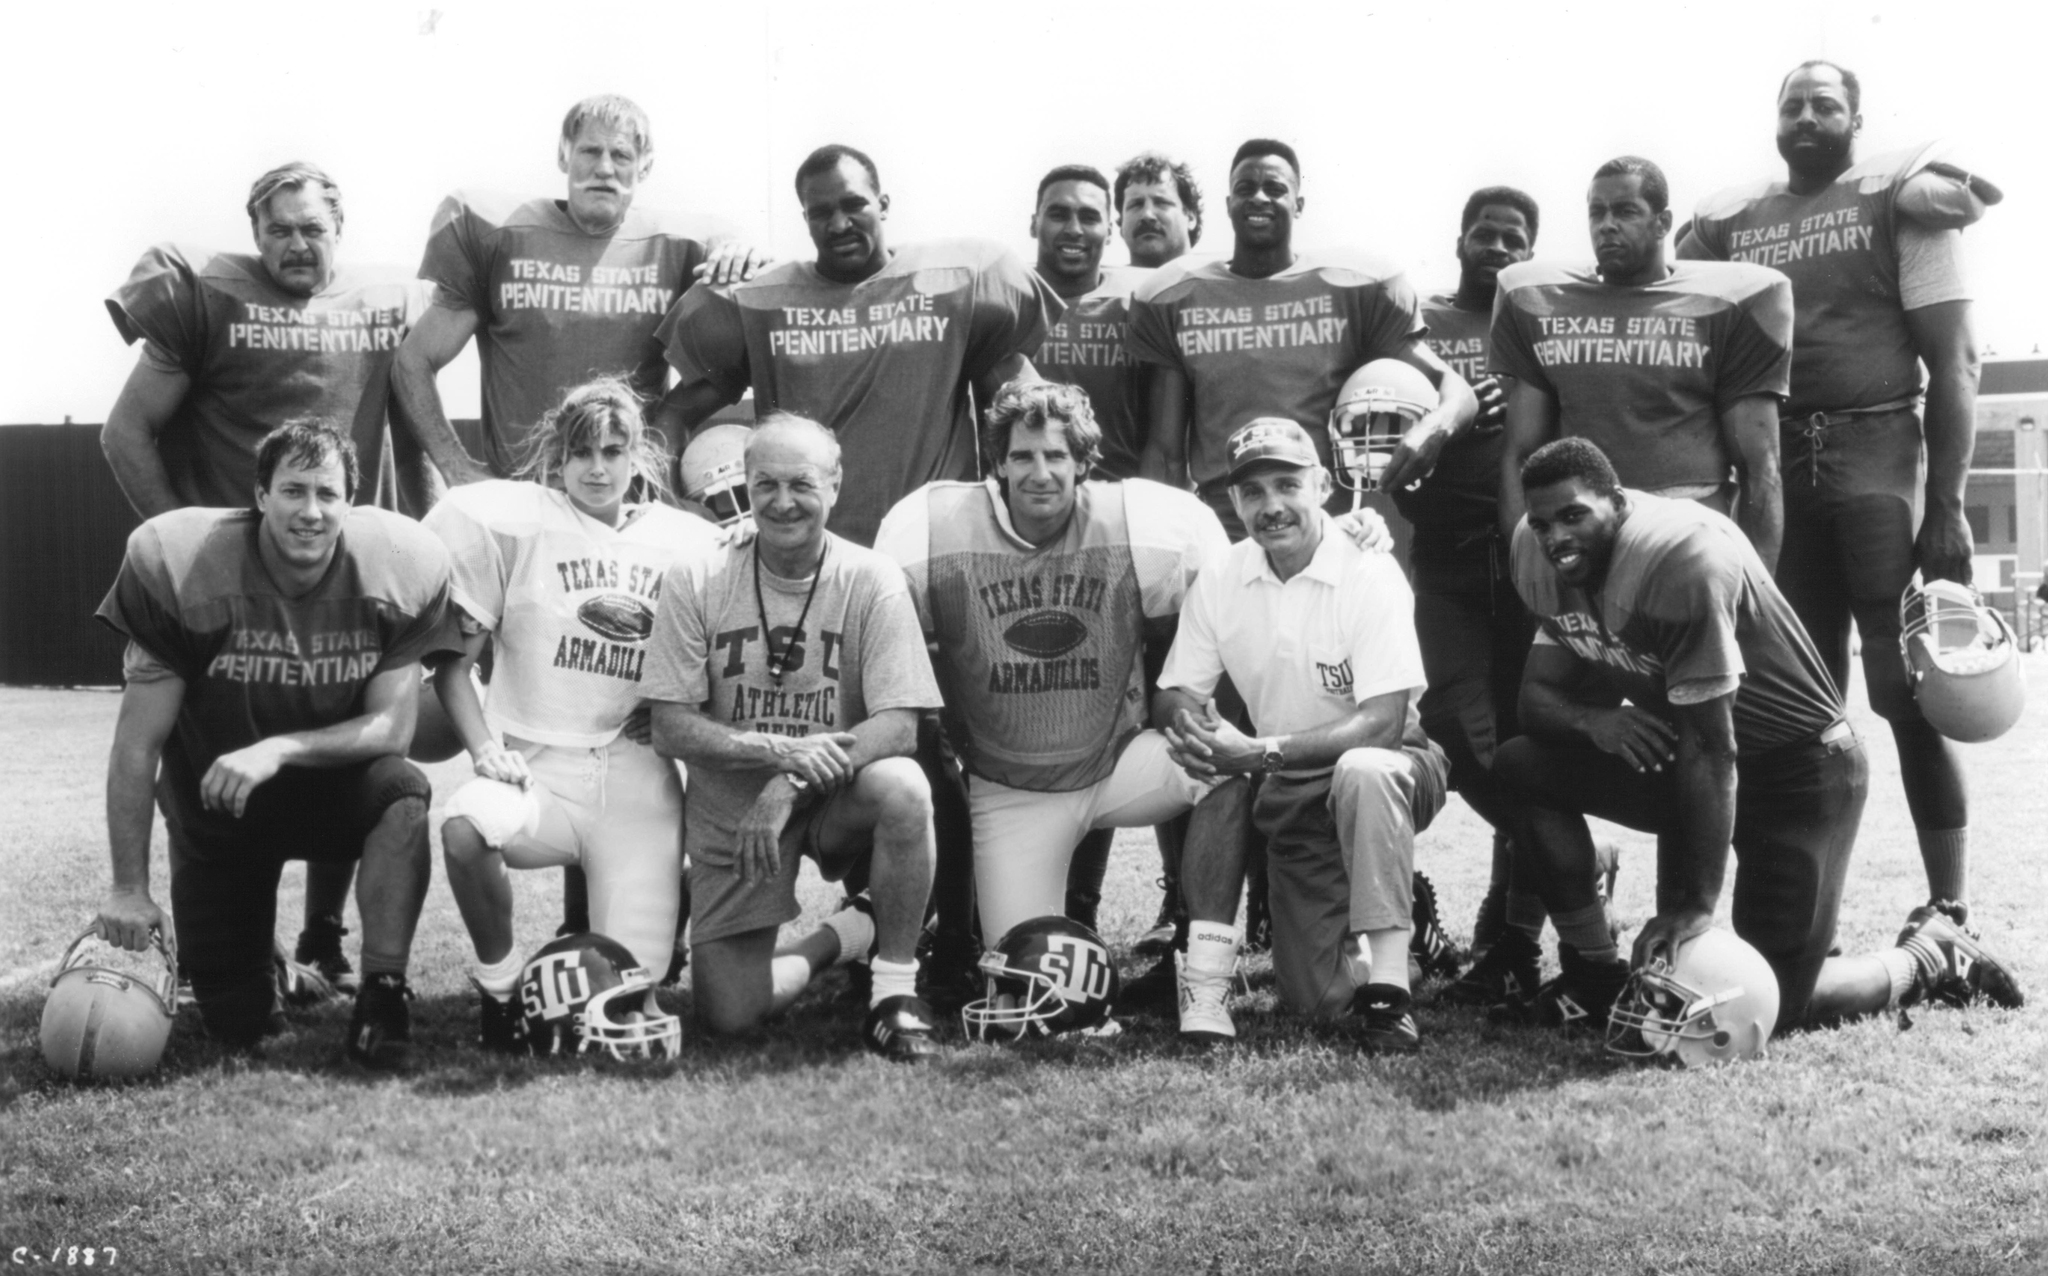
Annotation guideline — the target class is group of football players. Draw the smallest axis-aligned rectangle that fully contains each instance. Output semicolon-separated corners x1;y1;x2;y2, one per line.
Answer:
47;61;2028;1081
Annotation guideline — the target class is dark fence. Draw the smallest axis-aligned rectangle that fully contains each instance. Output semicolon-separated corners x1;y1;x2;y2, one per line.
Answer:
0;425;138;685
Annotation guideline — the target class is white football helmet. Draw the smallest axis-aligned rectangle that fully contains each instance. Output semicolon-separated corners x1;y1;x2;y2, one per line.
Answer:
1607;928;1778;1067
1329;358;1437;494
962;915;1120;1041
41;925;179;1082
1900;578;2025;743
680;423;752;527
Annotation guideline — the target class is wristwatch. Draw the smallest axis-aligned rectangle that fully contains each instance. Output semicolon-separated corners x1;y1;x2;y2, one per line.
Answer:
1257;738;1286;773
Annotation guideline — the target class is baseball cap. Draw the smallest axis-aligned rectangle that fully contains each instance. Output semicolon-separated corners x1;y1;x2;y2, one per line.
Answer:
1225;417;1321;483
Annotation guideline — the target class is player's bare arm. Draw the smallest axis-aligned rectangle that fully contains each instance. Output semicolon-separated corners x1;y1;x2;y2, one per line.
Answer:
1905;299;1981;584
652;379;741;455
432;629;531;789
1719;393;1784;571
1138;363;1192;489
1157;687;1406;778
1518;643;1676;774
1499;381;1560;538
202;661;422;819
98;673;184;951
1635;691;1739;969
651;701;859;789
972;352;1037;419
100;356;193;520
1378;341;1481;492
390;303;490;485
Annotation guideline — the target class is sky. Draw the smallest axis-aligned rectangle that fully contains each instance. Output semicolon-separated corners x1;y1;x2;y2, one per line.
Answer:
1;0;2039;423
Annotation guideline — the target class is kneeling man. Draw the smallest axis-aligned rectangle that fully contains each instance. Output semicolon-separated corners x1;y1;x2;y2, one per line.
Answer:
875;379;1236;953
94;422;459;1068
1157;419;1450;1051
1493;437;2020;1033
644;414;946;1060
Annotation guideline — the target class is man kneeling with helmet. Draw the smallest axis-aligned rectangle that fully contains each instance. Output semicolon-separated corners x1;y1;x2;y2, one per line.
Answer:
86;422;460;1071
1492;438;2021;1061
874;379;1240;1041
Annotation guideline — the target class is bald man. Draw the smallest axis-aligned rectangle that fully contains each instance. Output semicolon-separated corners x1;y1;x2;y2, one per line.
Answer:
642;414;946;1061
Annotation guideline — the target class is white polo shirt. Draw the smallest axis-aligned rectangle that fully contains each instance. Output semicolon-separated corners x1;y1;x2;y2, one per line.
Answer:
1158;514;1428;745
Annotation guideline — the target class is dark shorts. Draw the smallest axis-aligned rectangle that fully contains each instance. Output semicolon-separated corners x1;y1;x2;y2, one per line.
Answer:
687;793;871;947
161;755;430;1042
1493;725;1866;1026
1775;405;1924;719
1410;528;1535;806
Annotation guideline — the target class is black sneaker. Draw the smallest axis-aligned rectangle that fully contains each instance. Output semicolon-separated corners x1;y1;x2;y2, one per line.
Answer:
474;983;527;1054
293;920;358;995
918;932;982;1017
1448;926;1541;1008
1353;983;1420;1054
275;943;336;1008
1410;871;1464;982
1117;951;1180;1015
1898;904;2025;1009
1531;945;1631;1032
863;994;941;1062
1134;880;1181;957
346;973;415;1070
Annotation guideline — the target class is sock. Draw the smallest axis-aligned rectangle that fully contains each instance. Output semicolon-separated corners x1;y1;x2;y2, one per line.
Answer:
471;951;523;999
822;904;876;967
1552;903;1619;964
770;955;812;1010
869;956;919;1008
1185;921;1241;977
1506;891;1548;940
1917;827;1967;905
1878;946;1919;1010
1366;929;1412;993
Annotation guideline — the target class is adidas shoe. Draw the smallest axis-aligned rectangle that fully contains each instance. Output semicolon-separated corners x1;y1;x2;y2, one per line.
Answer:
1897;904;2025;1010
346;973;415;1071
1177;954;1237;1043
1447;926;1541;1008
473;982;527;1055
275;943;337;1009
1530;945;1631;1032
863;994;941;1062
293;920;358;995
1410;871;1465;982
1353;983;1420;1054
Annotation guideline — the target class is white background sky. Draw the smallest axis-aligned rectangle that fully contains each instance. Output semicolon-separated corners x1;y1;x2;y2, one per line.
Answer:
1;0;2038;423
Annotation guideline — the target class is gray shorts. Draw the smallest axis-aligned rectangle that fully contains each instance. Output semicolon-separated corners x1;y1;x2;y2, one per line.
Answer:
687;794;870;946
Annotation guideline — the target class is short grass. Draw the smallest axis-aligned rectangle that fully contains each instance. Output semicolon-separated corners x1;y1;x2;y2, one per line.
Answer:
2;669;2045;1275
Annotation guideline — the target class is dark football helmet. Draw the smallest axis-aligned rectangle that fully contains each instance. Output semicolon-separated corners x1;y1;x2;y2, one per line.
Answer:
41;925;178;1082
519;932;681;1060
962;915;1120;1041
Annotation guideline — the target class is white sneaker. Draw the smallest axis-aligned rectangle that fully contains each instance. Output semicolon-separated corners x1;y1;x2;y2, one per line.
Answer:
1177;953;1237;1042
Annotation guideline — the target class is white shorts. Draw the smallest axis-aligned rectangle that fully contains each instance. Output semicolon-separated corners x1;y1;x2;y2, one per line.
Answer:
444;733;685;974
970;730;1215;945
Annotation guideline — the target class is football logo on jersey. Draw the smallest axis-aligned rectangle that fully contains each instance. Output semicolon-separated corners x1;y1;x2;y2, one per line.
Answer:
1003;609;1088;659
578;593;655;644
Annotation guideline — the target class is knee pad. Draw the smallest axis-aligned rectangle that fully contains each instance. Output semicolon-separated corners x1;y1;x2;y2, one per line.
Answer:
364;755;434;811
443;777;542;849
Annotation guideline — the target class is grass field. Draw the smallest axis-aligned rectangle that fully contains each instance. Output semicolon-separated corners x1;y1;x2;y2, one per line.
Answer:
2;668;2044;1275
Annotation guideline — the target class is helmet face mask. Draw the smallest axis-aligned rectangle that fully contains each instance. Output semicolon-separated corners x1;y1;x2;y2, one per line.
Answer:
1328;359;1438;494
1606;929;1778;1067
519;932;682;1061
1899;579;2025;742
680;423;754;528
962;915;1119;1041
41;925;179;1082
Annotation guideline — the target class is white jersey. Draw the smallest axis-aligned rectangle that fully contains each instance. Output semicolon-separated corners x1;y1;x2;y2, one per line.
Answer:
875;477;1228;791
423;481;720;747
